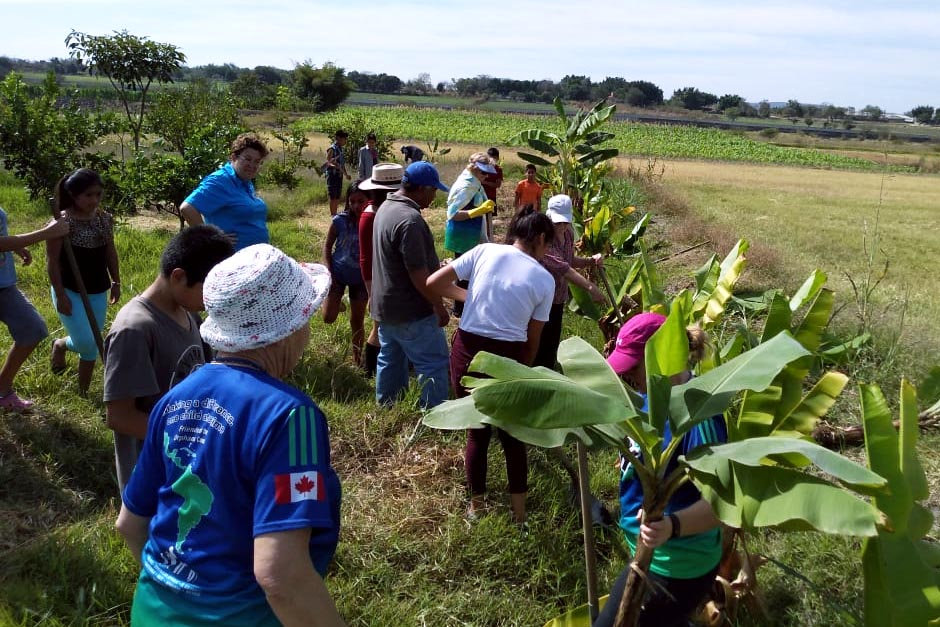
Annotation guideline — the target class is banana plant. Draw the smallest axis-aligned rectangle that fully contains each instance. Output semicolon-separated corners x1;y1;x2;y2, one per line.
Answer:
859;380;940;626
425;293;887;626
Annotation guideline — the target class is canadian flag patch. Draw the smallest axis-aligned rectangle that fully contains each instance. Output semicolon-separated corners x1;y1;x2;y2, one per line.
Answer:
274;471;325;504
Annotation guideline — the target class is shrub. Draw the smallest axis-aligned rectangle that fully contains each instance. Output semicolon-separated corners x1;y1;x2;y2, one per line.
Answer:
759;128;779;139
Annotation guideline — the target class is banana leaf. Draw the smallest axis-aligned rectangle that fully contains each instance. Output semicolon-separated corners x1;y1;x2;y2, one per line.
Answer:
691;254;719;317
760;291;792;342
517;151;554;167
701;239;749;328
687;459;884;537
460;352;635;431
669;332;810;437
789;269;828;312
577;148;619;166
509;128;562;147
860;381;940;626
611;213;650;257
543;595;610;627
574;100;616;137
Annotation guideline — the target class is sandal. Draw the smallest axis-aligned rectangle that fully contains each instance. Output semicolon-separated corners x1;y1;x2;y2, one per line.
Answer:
0;391;34;412
50;339;67;374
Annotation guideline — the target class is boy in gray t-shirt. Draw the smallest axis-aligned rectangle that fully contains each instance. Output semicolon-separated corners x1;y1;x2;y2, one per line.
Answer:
103;226;233;491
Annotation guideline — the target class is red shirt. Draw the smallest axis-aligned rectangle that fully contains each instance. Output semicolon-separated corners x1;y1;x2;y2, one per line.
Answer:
358;205;377;282
482;165;504;201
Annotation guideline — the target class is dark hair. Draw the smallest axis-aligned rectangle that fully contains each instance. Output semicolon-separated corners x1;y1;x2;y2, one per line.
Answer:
367;132;377;141
160;225;235;286
368;188;392;205
508;209;554;249
229;133;269;159
487;147;499;159
335;130;348;139
55;168;103;212
525;164;537;172
505;205;535;244
344;181;367;214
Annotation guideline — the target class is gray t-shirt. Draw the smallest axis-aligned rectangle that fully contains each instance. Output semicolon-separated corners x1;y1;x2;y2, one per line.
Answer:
103;296;205;491
103;296;205;409
370;193;440;324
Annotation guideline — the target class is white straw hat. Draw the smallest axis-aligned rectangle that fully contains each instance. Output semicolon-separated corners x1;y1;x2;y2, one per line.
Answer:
358;162;403;190
200;244;331;352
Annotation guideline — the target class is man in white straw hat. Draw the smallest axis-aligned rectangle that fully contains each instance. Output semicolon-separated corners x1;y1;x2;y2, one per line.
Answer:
358;162;404;376
116;244;345;626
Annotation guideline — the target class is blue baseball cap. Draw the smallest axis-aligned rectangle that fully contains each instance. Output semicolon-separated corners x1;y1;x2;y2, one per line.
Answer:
402;161;449;192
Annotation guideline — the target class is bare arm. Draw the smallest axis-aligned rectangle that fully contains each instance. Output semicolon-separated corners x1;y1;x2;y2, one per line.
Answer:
322;224;337;268
523;319;546;366
571;253;603;269
46;236;71;315
639;498;720;548
105;398;150;440
408;266;449;327
106;234;121;304
254;529;346;627
179;202;204;227
115;505;151;564
0;218;69;252
564;268;605;303
426;265;466;303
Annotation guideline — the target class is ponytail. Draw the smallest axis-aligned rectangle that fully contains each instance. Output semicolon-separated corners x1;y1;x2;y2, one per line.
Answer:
55;168;102;212
686;325;709;365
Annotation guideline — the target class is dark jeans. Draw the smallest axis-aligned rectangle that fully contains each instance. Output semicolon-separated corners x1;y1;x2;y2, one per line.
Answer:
592;563;717;627
533;302;565;369
451;328;529;495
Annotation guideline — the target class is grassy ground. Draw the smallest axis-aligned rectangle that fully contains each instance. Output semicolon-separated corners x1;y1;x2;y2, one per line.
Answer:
0;132;937;625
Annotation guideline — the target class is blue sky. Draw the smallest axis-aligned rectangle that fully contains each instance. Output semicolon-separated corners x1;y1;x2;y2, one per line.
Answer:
3;0;938;113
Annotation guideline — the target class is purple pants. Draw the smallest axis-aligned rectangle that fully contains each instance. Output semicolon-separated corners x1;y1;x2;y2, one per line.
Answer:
451;328;528;495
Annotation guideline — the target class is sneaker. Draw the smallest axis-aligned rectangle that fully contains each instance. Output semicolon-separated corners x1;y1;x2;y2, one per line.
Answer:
0;391;34;411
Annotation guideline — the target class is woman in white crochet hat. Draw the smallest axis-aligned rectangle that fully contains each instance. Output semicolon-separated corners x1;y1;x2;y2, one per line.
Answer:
116;244;345;627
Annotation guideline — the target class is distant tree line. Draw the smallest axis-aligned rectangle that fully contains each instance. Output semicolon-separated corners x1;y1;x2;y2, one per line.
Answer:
2;53;935;123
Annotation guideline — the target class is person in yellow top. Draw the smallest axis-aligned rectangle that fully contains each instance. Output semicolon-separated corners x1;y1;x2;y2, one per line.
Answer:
514;164;545;211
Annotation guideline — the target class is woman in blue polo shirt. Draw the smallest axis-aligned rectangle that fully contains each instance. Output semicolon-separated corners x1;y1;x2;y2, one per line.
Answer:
181;133;270;251
594;313;724;627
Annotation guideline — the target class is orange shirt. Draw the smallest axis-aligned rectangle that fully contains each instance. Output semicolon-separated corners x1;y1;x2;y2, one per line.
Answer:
515;179;544;208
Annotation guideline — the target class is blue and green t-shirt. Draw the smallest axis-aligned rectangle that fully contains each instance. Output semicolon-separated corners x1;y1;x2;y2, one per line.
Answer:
618;395;726;579
123;362;341;626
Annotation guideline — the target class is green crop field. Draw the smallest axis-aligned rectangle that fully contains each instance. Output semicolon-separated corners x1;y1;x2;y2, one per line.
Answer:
298;106;914;172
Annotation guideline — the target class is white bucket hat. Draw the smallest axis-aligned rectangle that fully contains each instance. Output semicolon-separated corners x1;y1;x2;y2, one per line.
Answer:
546;194;573;224
358;162;403;191
200;244;331;352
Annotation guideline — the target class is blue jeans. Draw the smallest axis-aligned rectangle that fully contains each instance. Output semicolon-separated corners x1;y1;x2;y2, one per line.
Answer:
376;314;449;408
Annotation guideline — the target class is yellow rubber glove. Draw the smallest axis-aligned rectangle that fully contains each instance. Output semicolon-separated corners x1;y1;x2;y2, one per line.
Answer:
466;200;495;218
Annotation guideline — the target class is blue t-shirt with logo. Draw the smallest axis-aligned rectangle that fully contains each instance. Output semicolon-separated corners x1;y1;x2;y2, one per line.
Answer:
184;163;269;250
123;362;341;625
0;208;18;288
618;394;726;579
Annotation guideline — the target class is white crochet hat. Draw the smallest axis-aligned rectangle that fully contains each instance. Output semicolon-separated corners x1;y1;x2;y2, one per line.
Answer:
200;244;331;352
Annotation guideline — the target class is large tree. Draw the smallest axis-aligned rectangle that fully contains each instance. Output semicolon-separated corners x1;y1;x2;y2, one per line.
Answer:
670;87;718;110
65;29;185;150
289;61;353;112
907;105;935;124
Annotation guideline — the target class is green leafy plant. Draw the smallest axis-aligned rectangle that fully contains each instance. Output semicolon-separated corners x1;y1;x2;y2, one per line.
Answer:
66;29;185;151
425;295;887;626
859;380;940;626
0;71;113;199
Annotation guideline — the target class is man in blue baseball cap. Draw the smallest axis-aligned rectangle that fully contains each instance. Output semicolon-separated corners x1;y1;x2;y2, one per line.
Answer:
369;161;451;408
